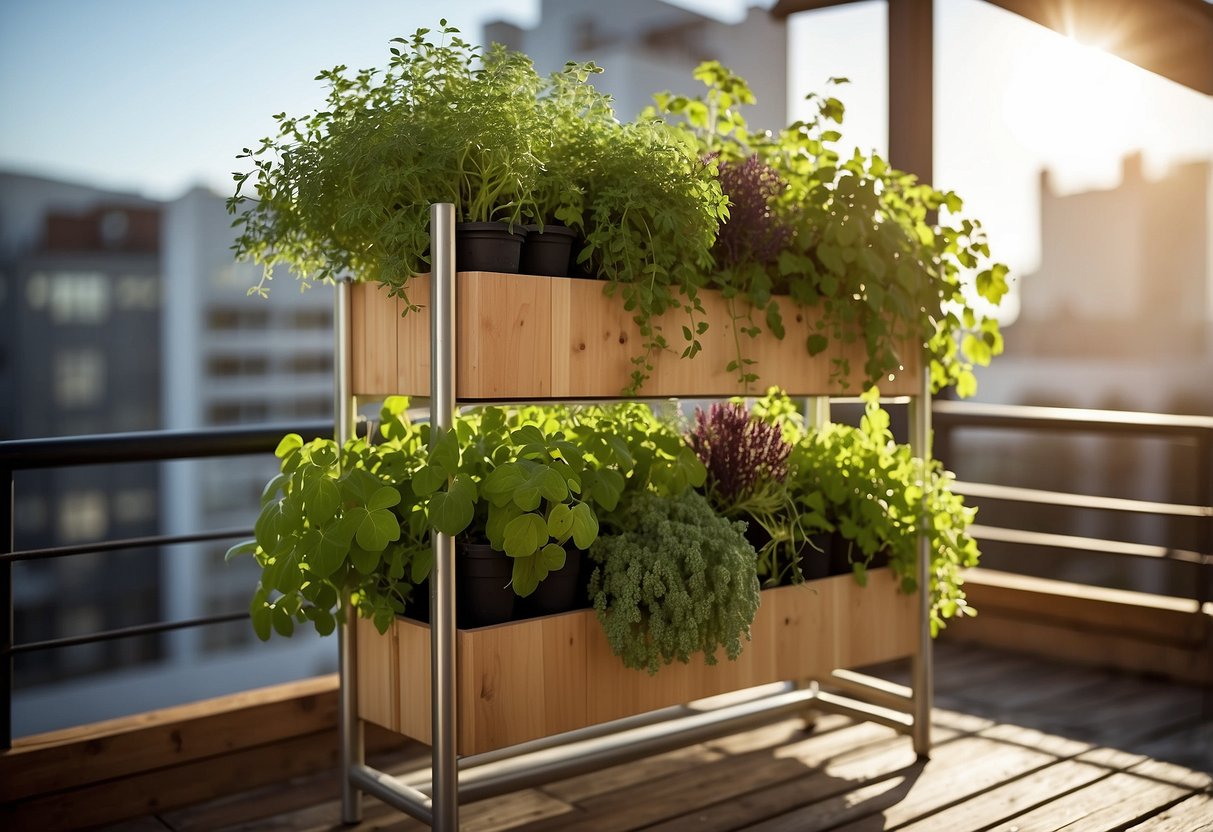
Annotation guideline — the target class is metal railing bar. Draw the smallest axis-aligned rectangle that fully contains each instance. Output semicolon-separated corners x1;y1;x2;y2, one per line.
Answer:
1;528;253;564
970;524;1210;566
0;421;332;471
7;611;250;654
933;400;1213;437
952;481;1212;519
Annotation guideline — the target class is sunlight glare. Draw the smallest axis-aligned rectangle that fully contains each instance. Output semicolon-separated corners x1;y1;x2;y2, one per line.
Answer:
1002;30;1144;188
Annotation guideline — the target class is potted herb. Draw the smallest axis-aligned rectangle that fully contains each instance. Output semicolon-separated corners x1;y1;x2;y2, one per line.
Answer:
751;387;980;634
229;21;551;303
588;489;760;674
225;406;432;638
651;62;1010;397
687;401;831;584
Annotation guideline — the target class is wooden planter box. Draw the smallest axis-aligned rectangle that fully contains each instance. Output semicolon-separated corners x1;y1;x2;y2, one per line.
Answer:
348;273;921;400
355;569;917;756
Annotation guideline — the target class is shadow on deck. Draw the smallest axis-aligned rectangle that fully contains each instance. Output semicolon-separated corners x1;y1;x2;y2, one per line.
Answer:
116;641;1211;832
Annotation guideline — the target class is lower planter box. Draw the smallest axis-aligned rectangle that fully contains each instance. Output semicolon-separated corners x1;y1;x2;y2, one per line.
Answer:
355;569;918;756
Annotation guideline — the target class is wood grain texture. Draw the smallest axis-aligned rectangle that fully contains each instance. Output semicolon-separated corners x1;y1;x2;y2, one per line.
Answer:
0;675;340;802
350;274;921;400
355;615;398;734
941;568;1213;684
359;570;919;755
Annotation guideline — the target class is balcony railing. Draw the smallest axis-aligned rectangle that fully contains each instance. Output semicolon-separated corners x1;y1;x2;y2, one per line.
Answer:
1;402;1210;754
0;420;333;749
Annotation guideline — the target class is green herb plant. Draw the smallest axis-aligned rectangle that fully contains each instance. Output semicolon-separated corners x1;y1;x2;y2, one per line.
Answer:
229;21;549;306
588;489;760;674
651;62;1010;397
752;387;980;634
576;118;728;394
226;400;432;638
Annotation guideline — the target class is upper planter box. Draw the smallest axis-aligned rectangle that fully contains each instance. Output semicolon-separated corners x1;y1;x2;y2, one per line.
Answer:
349;273;922;400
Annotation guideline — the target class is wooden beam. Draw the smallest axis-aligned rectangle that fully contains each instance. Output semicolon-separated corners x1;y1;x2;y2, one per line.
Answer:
771;0;1213;96
888;0;934;183
984;0;1213;96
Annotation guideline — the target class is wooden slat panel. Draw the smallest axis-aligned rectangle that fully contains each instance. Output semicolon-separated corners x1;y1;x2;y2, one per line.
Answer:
0;675;339;802
364;570;919;755
941;569;1213;684
833;568;920;668
541;613;590;738
396;617;433;746
461;271;552;398
396;277;430;396
355;615;398;733
358;282;401;397
351;273;920;399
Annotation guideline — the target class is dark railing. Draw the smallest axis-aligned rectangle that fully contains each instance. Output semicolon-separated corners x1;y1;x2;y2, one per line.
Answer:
1;421;332;749
3;403;1211;750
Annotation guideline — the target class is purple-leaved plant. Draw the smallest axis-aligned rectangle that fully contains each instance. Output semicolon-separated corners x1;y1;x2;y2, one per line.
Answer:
713;155;794;270
688;402;791;506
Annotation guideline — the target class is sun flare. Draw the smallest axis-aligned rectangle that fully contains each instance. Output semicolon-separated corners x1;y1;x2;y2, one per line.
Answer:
1002;30;1144;182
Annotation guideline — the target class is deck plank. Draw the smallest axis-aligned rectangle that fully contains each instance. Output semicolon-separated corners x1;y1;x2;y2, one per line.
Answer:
108;643;1211;832
995;771;1198;832
1128;792;1213;831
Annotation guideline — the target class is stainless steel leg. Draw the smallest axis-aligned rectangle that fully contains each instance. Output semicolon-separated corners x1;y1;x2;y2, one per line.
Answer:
430;203;459;830
335;278;365;823
908;372;933;757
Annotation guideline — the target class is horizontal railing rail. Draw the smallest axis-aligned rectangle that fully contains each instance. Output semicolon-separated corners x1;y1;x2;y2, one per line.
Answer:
932;399;1212;683
933;401;1213;582
1;420;333;749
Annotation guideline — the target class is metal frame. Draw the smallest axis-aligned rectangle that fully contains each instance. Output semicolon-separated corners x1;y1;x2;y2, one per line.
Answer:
336;203;935;829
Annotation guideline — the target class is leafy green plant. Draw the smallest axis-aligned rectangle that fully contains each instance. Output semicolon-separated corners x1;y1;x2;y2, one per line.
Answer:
226;402;432;638
588;489;760;674
575;118;728;394
228;21;549;305
752;387;980;634
651;62;1009;397
414;405;616;597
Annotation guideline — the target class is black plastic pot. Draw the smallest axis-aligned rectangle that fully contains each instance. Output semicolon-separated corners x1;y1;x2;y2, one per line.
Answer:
458;542;515;628
519;549;584;618
794;532;833;581
456;221;525;273
520;224;577;277
403;578;431;624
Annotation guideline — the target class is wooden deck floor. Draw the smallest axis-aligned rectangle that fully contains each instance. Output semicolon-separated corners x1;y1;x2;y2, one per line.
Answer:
123;643;1212;832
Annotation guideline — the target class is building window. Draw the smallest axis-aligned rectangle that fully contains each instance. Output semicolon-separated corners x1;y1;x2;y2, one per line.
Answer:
207;355;269;377
207;307;268;330
288;354;331;374
115;275;159;310
206;401;269;425
28;271;111;324
291;309;331;330
55;349;106;407
113;489;157;525
294;396;332;418
58;490;108;543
